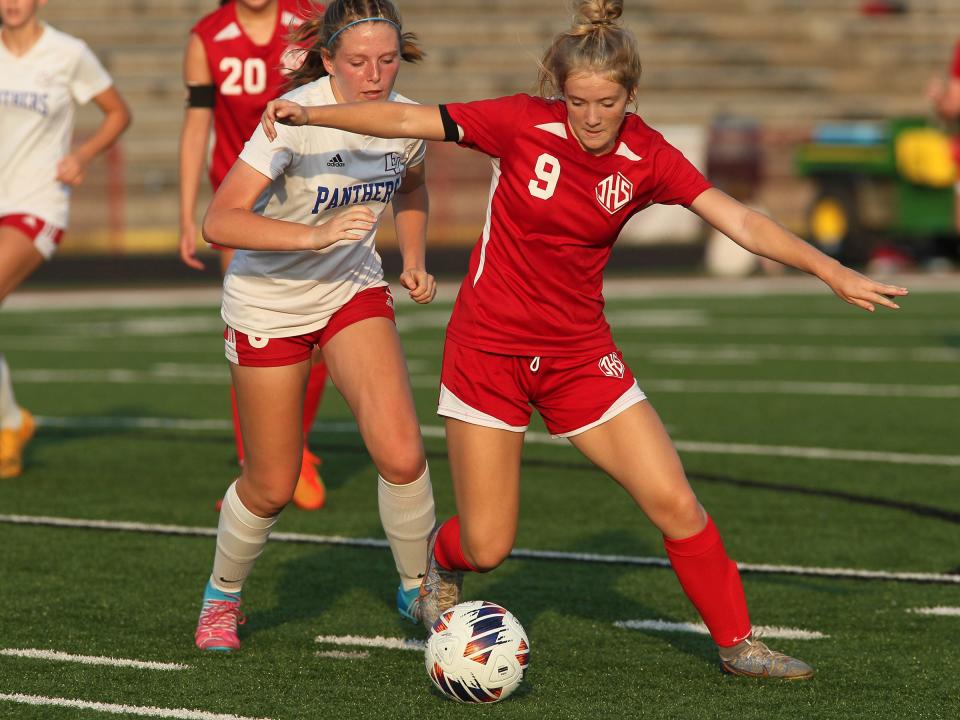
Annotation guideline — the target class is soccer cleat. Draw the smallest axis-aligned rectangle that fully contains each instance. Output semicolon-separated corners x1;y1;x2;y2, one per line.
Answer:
195;584;246;652
417;525;464;632
719;635;814;680
0;408;35;480
292;448;326;510
396;584;421;624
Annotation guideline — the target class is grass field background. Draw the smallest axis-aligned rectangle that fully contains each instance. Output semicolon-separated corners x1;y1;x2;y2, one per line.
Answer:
1;276;958;719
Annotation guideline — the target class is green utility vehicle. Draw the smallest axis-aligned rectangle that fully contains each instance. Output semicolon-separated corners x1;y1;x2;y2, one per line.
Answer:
795;118;956;263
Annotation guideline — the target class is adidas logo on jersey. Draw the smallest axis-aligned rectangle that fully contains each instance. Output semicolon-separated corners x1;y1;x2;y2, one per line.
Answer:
327;153;345;168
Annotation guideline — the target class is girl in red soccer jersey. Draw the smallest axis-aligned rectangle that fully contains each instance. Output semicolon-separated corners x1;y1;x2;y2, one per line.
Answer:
0;0;130;478
179;0;330;509
263;0;912;678
193;0;439;652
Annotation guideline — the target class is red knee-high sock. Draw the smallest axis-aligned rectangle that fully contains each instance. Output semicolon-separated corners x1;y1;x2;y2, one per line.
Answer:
663;515;752;647
303;361;327;445
230;386;244;465
433;516;478;572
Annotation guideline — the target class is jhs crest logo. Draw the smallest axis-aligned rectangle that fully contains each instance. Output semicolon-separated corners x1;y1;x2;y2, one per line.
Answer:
595;172;633;214
598;352;625;379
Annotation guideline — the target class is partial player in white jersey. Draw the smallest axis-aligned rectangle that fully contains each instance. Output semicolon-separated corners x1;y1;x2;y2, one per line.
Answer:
193;0;438;653
0;0;130;479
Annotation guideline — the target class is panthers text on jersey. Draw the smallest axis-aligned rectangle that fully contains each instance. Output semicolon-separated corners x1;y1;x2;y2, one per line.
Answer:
221;75;425;338
442;94;712;357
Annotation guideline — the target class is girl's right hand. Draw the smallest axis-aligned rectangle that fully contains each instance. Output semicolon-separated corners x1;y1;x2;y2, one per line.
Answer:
262;99;308;141
179;221;205;270
311;207;377;250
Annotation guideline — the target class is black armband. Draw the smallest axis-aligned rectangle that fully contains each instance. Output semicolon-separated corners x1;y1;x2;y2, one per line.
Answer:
438;105;460;142
186;84;216;108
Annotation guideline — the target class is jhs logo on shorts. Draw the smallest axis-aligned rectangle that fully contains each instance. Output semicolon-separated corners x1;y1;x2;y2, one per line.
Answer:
249;336;270;349
598;352;625;379
385;288;395;309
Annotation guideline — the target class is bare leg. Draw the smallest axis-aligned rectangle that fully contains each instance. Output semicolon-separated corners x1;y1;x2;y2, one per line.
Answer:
230;359;310;516
322;317;425;483
444;418;525;571
0;226;44;302
322;317;434;590
566;401;705;539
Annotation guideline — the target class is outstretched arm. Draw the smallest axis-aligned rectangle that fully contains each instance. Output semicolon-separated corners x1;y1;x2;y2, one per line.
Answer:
690;188;908;312
262;99;449;143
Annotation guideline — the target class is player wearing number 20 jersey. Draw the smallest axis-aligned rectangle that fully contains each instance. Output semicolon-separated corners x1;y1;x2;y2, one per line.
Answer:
440;93;711;358
191;0;307;189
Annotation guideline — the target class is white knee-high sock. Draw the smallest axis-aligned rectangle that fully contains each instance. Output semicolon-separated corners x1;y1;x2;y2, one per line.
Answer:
210;480;279;594
378;465;436;590
0;354;22;429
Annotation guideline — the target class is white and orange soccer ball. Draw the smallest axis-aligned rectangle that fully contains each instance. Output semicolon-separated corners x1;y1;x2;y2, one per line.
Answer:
425;601;530;703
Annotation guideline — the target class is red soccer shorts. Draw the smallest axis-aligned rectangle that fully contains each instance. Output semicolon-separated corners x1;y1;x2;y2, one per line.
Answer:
0;214;64;260
437;337;646;437
224;286;395;367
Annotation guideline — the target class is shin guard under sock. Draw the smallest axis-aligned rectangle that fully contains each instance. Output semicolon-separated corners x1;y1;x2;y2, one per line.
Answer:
663;515;751;647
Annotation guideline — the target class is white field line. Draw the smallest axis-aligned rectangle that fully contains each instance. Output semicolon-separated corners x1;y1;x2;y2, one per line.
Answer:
51;313;953;337
28;366;960;405
603;314;960;336
614;620;830;640
314;635;425;651
0;694;270;720
671;440;960;467
1;513;958;586
614;620;828;640
0;648;187;670
315;650;370;660
17;367;960;402
621;344;960;365
34;414;960;467
908;607;960;616
6;272;957;311
642;379;960;399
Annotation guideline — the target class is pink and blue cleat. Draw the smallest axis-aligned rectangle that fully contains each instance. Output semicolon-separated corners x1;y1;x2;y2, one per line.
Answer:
195;580;245;652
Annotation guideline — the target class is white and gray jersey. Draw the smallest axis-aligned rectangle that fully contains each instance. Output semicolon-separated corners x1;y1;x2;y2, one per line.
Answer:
222;75;425;338
0;24;113;228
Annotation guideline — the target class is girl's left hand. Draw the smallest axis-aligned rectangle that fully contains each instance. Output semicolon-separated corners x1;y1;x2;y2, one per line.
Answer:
262;99;308;142
400;268;436;304
822;263;908;312
56;153;87;186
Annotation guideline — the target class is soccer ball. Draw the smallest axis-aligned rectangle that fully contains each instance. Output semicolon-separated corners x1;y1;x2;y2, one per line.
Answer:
424;600;530;703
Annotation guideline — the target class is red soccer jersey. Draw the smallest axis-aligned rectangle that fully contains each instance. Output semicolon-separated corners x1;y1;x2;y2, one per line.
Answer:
192;0;310;188
442;94;712;357
952;41;960;80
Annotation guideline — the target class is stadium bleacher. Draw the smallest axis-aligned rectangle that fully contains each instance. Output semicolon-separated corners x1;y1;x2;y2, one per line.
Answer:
41;0;959;253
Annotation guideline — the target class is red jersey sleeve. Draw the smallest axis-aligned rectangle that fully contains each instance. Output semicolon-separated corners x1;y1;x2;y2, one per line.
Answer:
442;94;532;158
951;41;960;80
648;134;712;206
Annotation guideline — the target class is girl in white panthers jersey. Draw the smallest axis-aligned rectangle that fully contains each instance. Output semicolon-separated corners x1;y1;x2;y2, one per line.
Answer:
193;0;438;653
0;0;130;479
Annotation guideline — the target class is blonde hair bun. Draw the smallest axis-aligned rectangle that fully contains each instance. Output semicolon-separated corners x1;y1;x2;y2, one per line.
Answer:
573;0;623;31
